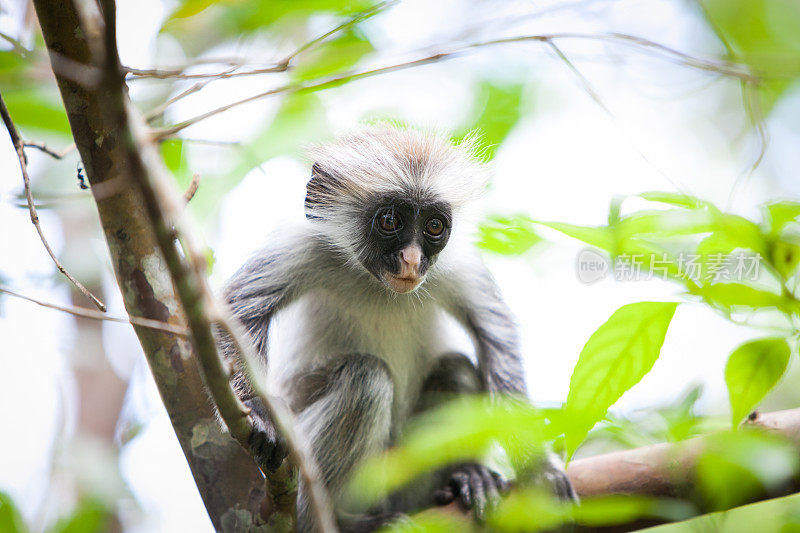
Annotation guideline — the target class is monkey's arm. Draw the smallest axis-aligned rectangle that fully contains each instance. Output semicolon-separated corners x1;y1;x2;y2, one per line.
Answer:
445;257;528;397
443;255;577;502
217;226;324;469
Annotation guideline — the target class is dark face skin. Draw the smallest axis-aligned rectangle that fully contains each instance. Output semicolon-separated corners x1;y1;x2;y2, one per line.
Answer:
357;196;452;293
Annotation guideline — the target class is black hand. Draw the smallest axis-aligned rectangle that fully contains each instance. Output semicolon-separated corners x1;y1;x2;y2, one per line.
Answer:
433;463;509;523
244;397;288;472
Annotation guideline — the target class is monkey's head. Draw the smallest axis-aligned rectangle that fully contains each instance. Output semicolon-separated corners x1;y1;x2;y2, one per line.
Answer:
304;126;489;294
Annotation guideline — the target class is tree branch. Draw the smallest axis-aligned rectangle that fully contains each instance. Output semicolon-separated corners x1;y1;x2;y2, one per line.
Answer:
31;0;271;528
567;409;800;511
89;0;336;529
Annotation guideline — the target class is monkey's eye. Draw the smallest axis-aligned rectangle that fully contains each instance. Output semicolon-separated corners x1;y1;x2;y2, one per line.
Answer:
425;218;445;237
378;211;401;232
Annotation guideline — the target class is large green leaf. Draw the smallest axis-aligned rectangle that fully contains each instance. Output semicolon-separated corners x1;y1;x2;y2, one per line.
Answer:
563;302;678;457
724;337;790;427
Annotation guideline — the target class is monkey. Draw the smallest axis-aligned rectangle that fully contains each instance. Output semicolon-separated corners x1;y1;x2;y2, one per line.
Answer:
217;126;576;531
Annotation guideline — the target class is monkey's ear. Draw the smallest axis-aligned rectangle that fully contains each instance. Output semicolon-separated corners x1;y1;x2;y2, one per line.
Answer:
304;163;338;220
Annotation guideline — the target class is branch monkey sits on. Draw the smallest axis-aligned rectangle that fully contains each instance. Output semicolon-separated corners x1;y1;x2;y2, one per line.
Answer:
218;126;575;531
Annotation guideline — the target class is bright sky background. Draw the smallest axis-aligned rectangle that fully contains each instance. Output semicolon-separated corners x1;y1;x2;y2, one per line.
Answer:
1;0;800;530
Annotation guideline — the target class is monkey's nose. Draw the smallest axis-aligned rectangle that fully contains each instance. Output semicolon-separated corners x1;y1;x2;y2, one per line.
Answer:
399;245;422;271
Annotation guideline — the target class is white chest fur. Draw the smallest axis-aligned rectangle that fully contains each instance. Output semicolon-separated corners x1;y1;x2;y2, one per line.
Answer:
265;283;464;421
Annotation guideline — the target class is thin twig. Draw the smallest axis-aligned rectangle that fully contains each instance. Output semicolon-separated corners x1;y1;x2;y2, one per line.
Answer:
183;173;200;203
125;64;287;80
546;40;612;115
0;286;189;335
23;140;76;159
0;90;107;311
144;66;239;122
0;30;32;56
281;0;396;65
152;31;759;140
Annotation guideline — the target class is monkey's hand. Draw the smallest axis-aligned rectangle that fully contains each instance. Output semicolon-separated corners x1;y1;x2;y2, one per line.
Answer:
433;463;509;524
244;397;289;472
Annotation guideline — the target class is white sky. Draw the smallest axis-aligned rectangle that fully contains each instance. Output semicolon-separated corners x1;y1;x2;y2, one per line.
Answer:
1;0;800;530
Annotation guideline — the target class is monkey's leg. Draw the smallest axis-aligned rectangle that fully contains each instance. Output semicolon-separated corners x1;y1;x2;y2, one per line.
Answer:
294;353;395;533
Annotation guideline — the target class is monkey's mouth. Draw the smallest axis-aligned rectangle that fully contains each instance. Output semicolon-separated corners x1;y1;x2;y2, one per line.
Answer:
385;274;423;293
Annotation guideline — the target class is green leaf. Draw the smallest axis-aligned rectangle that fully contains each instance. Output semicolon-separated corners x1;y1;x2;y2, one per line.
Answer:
0;492;27;533
768;238;800;280
165;0;377;39
765;201;800;236
159;138;185;175
51;499;109;533
617;209;719;239
700;0;800;113
534;221;616;252
477;214;542;255
453;81;526;160
640;191;718;211
2;88;71;136
564;302;678;457
292;29;374;81
691;283;789;312
725;337;790;427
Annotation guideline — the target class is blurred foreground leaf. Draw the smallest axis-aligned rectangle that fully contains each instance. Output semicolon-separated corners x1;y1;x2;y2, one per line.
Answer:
348;397;548;509
454;81;526;161
0;492;27;533
701;0;800;112
477;214;542;255
50;499;111;533
292;29;374;81
696;430;799;511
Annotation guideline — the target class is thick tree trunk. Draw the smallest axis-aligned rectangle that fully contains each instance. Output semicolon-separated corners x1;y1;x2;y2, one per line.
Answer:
31;1;267;530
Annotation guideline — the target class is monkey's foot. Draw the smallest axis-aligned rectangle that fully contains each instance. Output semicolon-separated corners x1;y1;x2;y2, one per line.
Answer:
538;453;578;502
244;397;289;472
433;463;509;523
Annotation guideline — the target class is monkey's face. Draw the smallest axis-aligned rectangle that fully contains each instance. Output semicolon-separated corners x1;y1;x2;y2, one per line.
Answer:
358;200;452;293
